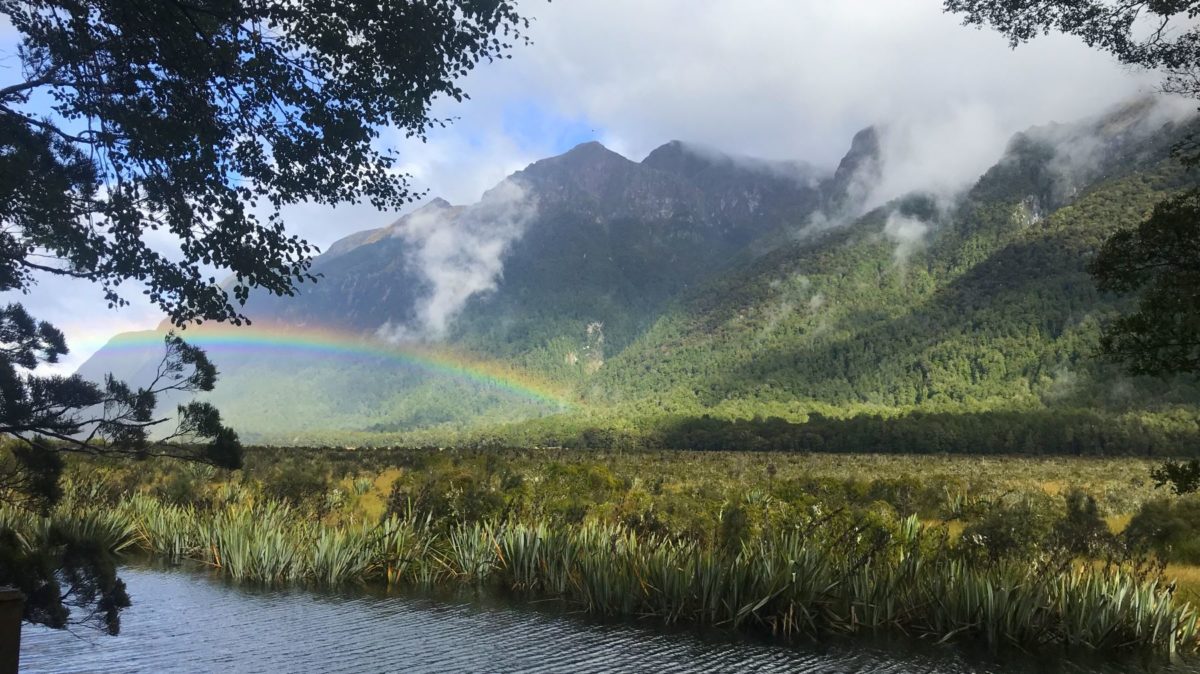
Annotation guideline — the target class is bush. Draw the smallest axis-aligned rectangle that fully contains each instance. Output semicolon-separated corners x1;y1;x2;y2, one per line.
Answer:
1052;488;1113;555
1124;496;1200;564
159;472;202;506
385;473;505;527
262;461;329;508
960;494;1058;562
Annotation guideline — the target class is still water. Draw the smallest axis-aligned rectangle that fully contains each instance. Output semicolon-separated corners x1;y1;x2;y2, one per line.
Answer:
18;565;1200;673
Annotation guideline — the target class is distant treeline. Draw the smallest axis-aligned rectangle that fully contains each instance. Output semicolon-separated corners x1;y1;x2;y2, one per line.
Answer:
429;408;1200;456
653;410;1198;456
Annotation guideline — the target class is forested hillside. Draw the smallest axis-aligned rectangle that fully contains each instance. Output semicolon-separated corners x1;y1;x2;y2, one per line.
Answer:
591;101;1199;416
78;99;1200;450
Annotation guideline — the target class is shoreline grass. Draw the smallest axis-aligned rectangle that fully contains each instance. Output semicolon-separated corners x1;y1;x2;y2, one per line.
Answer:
11;447;1200;658
6;487;1199;656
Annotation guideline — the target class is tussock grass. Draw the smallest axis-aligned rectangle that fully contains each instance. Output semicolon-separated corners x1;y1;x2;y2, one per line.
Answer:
21;449;1200;657
9;487;1199;656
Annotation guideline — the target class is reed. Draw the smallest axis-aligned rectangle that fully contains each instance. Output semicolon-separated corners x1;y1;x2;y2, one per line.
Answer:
375;512;437;586
447;522;500;582
193;502;304;582
122;494;198;560
14;488;1200;656
309;522;375;585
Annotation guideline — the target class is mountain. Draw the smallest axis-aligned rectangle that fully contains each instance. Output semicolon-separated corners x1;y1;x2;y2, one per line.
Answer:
250;138;829;355
590;102;1199;416
77;98;1200;446
78;135;840;440
819;126;882;215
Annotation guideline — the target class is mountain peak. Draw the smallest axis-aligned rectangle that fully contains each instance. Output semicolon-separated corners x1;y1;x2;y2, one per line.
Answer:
837;126;881;176
561;140;618;158
507;140;640;203
422;197;453;211
641;140;721;176
517;140;632;176
822;125;882;210
642;139;687;159
549;140;633;169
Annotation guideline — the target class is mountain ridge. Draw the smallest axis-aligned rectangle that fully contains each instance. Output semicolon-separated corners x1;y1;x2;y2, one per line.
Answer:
75;98;1200;444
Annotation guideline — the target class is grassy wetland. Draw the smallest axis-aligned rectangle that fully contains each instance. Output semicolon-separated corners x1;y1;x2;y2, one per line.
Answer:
10;446;1200;658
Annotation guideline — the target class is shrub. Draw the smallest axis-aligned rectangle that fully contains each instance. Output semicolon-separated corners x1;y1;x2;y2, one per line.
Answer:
1053;488;1113;556
960;493;1058;562
159;472;202;506
262;461;329;508
1124;496;1200;564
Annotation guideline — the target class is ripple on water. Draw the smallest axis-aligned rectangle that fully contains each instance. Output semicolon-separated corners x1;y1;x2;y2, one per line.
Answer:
18;567;1200;674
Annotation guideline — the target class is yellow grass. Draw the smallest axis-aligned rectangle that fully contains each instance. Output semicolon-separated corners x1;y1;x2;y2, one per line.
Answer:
1167;564;1200;602
351;467;403;521
1106;513;1133;534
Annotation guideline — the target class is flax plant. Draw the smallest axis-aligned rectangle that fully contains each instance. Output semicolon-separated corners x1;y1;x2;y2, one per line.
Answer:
12;484;1200;656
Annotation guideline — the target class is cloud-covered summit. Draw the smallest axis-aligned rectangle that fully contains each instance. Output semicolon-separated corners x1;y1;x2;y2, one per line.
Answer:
12;0;1169;374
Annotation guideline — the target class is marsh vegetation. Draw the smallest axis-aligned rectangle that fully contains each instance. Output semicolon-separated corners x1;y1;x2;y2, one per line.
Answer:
10;446;1200;657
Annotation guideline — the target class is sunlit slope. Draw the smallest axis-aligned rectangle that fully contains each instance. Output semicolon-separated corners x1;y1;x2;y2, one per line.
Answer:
588;107;1200;419
78;139;831;440
76;101;1200;442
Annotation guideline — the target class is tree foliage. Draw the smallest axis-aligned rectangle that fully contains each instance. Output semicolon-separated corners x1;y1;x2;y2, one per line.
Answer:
1150;458;1200;495
0;302;242;510
0;0;526;323
1089;192;1200;376
0;0;526;633
944;0;1200;97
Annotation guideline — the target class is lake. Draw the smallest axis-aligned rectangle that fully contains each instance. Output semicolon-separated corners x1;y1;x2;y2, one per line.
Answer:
18;565;1200;673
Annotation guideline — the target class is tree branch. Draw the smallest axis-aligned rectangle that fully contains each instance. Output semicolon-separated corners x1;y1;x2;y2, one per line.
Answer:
0;67;63;102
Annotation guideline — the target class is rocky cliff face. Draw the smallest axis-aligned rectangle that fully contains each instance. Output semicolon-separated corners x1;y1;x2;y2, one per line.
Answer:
820;126;882;215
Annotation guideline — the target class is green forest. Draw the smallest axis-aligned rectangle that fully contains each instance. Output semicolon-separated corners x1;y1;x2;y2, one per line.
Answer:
163;104;1200;455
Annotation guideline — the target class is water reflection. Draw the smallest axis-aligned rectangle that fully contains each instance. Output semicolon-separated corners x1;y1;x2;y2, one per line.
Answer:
19;566;1200;673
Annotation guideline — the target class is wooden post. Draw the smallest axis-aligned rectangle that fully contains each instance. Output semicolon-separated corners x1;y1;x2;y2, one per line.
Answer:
0;587;22;674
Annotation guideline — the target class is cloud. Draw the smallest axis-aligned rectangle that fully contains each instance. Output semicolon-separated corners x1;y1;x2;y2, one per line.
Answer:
503;0;1158;167
883;213;931;266
9;276;166;376
376;179;538;341
1025;96;1197;204
867;103;1013;209
0;0;1169;373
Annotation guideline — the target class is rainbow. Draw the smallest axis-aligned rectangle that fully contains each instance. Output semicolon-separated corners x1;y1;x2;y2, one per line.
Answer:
83;322;576;409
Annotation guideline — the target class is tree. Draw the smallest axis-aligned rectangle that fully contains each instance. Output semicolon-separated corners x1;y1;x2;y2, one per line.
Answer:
1089;192;1200;376
944;1;1200;97
0;0;526;634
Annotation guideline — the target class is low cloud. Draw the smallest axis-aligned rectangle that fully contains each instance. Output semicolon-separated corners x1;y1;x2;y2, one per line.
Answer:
1029;96;1196;205
800;94;1193;249
509;0;1158;169
883;213;931;266
867;103;1014;210
6;1;1168;372
377;179;537;341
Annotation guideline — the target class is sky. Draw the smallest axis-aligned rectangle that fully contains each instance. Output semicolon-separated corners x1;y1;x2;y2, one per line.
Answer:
0;0;1170;373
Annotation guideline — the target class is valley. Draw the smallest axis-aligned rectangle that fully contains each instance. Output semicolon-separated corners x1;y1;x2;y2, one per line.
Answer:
79;98;1200;450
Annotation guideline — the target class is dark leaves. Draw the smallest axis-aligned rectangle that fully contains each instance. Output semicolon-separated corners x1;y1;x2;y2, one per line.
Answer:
943;1;1200;89
0;0;526;324
1089;191;1200;376
1;319;245;507
0;0;527;638
1151;459;1200;495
